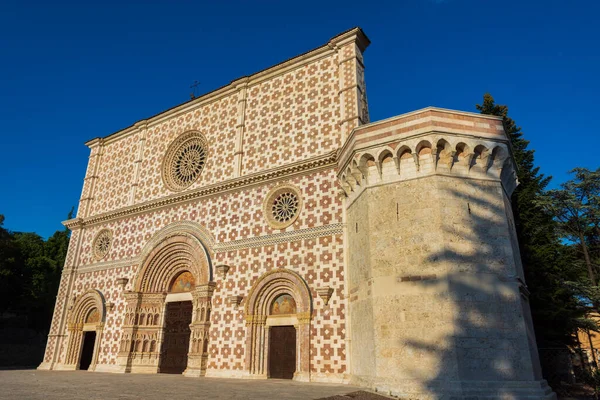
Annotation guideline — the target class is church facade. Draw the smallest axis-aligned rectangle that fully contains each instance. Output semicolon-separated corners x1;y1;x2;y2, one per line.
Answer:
40;28;555;399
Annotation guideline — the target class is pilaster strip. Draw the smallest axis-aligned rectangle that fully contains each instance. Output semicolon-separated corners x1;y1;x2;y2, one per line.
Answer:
80;141;104;218
234;79;249;178
129;121;148;205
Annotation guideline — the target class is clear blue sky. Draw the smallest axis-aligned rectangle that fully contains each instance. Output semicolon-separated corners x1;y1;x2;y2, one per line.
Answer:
0;0;598;238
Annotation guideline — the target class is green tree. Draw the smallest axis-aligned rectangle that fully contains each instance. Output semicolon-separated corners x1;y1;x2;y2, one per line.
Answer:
539;168;600;286
476;94;582;346
0;209;72;330
13;232;57;330
36;207;73;329
0;215;24;314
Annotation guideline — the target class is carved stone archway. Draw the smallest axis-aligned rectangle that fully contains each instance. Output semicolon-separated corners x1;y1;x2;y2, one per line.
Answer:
244;268;312;381
64;289;105;371
117;222;214;375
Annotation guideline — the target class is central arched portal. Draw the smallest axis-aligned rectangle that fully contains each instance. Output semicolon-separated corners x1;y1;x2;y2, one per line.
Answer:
117;225;214;376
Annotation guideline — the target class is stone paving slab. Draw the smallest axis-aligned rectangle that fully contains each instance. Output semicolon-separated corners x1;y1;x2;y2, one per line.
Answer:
0;370;389;400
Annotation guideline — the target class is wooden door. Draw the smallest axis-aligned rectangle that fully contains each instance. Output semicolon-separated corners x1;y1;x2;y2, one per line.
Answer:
268;326;296;379
159;301;192;374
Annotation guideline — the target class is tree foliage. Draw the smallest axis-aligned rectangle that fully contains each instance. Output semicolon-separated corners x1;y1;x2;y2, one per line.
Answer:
477;93;584;346
539;168;600;286
0;211;72;331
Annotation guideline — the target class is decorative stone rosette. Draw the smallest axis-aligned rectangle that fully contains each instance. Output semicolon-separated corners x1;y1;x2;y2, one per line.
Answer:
93;229;112;260
262;183;303;229
162;131;209;192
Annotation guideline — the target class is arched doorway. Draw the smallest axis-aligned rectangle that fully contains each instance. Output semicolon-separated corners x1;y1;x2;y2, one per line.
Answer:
245;268;312;381
117;223;214;376
64;289;105;371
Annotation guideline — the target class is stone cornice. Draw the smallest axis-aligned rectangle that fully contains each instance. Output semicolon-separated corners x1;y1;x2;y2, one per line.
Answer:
337;123;520;205
75;223;344;274
63;150;338;230
216;223;343;251
341;107;503;157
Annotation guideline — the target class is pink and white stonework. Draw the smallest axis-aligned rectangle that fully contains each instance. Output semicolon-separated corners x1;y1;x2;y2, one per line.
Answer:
40;28;555;399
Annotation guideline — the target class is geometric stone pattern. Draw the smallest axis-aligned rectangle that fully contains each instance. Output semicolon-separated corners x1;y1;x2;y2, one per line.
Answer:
76;169;342;267
208;233;346;377
242;56;341;175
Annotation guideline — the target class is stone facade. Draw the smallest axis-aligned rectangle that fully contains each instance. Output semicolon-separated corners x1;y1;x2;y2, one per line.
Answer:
39;28;555;399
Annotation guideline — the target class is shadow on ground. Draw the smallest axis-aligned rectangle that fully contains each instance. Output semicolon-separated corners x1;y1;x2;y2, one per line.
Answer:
317;391;394;399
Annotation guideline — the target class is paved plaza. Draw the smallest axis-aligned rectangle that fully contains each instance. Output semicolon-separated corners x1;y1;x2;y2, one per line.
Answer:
0;369;390;400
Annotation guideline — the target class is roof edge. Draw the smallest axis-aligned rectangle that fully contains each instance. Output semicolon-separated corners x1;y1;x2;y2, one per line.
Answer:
85;27;369;148
355;106;504;134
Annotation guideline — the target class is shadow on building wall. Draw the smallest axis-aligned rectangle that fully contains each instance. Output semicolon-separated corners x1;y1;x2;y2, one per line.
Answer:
400;180;545;398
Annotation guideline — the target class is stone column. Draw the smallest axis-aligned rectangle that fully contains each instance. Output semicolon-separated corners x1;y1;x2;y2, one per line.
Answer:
293;312;311;382
89;324;104;372
244;314;268;378
117;291;142;372
184;282;216;377
63;323;83;370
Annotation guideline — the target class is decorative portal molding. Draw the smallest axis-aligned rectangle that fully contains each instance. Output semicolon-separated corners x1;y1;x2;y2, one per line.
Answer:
185;283;216;377
117;232;214;375
134;222;214;292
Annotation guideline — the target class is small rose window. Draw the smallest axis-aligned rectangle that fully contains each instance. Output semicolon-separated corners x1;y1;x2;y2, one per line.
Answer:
263;184;303;229
272;192;299;224
93;229;112;260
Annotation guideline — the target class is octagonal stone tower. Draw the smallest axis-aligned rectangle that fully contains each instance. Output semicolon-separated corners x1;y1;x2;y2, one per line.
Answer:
339;108;555;399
